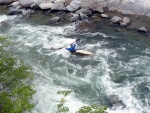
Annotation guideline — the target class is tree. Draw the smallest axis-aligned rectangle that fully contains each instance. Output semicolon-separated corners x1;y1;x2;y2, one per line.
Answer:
0;36;35;113
55;90;107;113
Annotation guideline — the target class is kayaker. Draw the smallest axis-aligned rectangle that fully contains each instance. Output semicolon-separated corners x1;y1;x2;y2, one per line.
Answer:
65;43;77;52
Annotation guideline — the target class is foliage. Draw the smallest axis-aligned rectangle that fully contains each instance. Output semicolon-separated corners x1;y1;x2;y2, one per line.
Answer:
0;36;35;113
56;90;72;113
55;90;107;113
76;105;107;113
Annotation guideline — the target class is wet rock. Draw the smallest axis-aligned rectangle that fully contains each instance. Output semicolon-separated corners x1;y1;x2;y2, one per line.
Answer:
90;1;104;13
66;0;81;12
70;13;80;22
39;3;53;10
108;95;126;109
49;17;60;24
51;2;65;10
123;17;130;25
76;21;98;32
79;13;89;21
138;27;148;33
75;8;92;16
9;1;20;7
31;3;40;9
7;8;22;15
21;9;34;16
111;16;122;24
64;25;76;34
101;14;108;18
0;0;16;4
120;22;127;26
19;0;34;7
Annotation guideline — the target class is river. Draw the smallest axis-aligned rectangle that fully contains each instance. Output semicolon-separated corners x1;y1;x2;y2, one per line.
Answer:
0;13;150;113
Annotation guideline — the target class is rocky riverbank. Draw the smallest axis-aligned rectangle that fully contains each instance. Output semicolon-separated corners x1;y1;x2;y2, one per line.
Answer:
0;0;150;35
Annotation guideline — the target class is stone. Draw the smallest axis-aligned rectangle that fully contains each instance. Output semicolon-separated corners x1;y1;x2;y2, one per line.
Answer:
123;17;130;24
111;16;122;24
108;95;126;109
120;22;127;26
90;1;104;13
51;2;65;10
49;17;60;24
75;8;92;16
39;3;54;10
64;0;72;6
79;13;89;21
54;0;65;3
0;0;16;4
138;27;148;33
101;14;109;18
19;0;34;7
10;1;20;7
66;0;81;12
7;8;22;15
70;13;80;22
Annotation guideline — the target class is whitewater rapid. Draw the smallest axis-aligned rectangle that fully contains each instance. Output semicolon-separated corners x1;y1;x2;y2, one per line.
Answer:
0;15;150;113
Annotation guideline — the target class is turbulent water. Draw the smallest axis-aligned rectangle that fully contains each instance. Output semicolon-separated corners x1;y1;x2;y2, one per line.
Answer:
0;14;150;113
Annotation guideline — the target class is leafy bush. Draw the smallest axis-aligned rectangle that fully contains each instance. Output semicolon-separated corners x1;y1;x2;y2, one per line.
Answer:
0;36;35;113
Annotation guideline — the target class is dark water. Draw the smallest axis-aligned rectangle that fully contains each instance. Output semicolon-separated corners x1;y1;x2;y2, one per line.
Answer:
0;13;150;113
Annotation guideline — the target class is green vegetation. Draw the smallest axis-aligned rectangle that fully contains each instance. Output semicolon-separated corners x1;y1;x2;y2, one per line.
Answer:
56;90;107;113
0;36;35;113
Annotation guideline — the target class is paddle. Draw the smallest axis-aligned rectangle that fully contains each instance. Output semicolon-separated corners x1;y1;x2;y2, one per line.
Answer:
54;39;80;50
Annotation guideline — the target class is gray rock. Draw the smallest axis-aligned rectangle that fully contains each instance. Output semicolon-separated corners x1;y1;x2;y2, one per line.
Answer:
111;16;122;24
19;0;34;7
138;27;148;33
120;22;127;26
54;0;65;4
7;8;22;15
64;0;72;6
123;17;130;25
31;3;40;9
39;3;53;10
108;95;126;109
101;14;109;18
21;9;34;16
66;0;81;12
80;13;89;21
90;1;104;13
70;14;80;22
49;17;60;24
10;1;20;7
51;2;65;10
0;0;15;4
75;8;92;16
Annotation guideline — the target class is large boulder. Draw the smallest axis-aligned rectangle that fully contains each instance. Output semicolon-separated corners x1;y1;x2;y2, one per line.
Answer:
138;27;148;33
19;0;34;7
123;17;130;25
70;13;80;22
75;8;92;16
39;3;53;10
49;17;60;24
64;0;72;6
79;13;89;21
66;0;81;12
51;2;65;10
0;0;16;4
111;16;122;24
89;1;104;13
108;95;126;109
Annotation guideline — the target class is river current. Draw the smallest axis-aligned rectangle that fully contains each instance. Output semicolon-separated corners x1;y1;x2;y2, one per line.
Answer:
0;14;150;113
